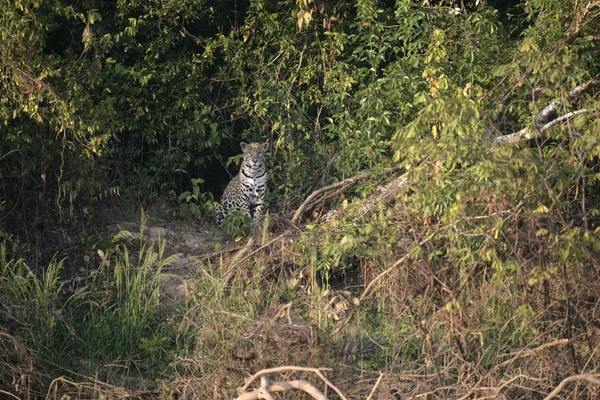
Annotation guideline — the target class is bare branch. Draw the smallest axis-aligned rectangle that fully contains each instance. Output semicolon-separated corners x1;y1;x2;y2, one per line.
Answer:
536;76;600;124
536;101;561;124
586;33;600;41
0;390;21;400
236;377;327;400
360;253;410;302
236;366;348;400
540;108;596;131
291;172;369;224
493;108;596;144
495;339;570;370
359;226;448;302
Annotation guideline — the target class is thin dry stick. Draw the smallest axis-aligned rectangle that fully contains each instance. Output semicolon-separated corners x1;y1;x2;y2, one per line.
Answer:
0;390;20;400
291;172;369;224
360;227;448;302
366;372;385;400
0;149;20;161
543;373;600;400
495;339;570;370
359;254;410;302
222;233;285;281
237;366;348;400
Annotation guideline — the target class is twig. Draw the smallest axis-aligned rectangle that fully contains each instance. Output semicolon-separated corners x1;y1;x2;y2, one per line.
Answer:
359;226;448;302
359;254;410;302
0;390;20;400
291;172;369;224
222;236;255;287
221;233;285;286
495;339;570;370
543;373;600;400
366;372;384;400
0;149;20;161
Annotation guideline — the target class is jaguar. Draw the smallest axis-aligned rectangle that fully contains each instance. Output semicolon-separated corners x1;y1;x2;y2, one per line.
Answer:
215;141;269;227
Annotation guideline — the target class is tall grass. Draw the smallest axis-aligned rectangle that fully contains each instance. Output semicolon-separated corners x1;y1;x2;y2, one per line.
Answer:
1;209;181;384
72;209;180;361
0;242;65;358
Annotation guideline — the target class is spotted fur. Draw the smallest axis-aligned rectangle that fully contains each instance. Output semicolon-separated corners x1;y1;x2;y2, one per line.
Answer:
215;141;268;227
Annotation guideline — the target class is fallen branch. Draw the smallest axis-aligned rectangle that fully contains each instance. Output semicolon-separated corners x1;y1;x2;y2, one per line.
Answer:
236;366;348;400
356;173;409;219
493;108;596;144
291;172;369;224
543;373;600;400
236;376;326;400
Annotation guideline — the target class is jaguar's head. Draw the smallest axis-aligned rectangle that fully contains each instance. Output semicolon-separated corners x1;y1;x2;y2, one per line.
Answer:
241;141;269;168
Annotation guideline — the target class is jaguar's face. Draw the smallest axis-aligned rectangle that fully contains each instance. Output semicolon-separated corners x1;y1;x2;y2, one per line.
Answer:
241;142;268;167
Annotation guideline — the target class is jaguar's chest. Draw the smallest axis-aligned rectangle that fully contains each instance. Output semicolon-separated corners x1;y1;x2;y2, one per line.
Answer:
236;173;267;200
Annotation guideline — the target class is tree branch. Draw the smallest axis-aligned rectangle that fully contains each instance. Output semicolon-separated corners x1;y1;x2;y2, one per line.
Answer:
236;377;327;400
493;108;596;144
291;172;369;224
536;76;600;124
236;366;348;400
494;75;599;145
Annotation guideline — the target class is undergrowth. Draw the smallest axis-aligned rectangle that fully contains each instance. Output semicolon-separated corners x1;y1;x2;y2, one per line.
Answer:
2;0;600;399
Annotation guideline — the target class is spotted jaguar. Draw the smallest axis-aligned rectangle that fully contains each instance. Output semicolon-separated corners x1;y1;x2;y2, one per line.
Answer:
215;141;269;227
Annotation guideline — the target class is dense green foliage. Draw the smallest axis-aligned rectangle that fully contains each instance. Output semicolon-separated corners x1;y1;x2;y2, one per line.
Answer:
2;0;600;398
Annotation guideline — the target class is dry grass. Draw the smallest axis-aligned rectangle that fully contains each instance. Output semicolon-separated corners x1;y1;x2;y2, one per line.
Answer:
2;200;600;399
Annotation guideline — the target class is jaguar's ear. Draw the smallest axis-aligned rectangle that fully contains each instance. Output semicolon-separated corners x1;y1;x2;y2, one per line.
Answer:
261;141;269;151
240;142;248;151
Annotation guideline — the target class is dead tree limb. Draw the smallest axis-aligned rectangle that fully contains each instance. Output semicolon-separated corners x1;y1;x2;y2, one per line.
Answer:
586;33;600;41
493;75;599;145
356;173;409;219
236;366;348;400
493;108;597;144
291;172;369;225
536;76;600;124
236;376;326;400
